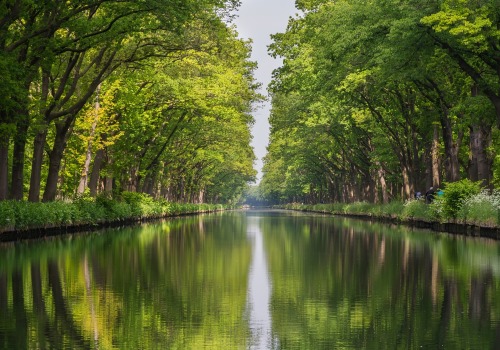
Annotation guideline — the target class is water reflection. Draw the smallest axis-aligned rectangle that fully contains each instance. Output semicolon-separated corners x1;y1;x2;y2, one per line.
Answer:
246;216;273;349
0;210;500;349
260;213;500;349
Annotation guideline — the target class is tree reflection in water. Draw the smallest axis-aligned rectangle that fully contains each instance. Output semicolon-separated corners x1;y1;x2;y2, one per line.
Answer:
0;211;499;349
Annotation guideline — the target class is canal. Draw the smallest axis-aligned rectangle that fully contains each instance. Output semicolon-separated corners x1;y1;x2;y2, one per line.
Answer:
1;209;499;349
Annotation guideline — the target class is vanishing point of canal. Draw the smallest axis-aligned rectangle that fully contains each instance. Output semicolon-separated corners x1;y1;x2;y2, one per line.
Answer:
1;210;500;349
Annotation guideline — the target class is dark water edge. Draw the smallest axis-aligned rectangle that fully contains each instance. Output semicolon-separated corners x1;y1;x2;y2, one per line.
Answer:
289;209;500;240
3;207;500;243
0;209;226;243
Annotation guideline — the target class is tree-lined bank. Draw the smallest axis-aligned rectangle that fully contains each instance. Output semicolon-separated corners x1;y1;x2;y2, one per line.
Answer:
0;0;259;204
0;192;232;241
260;0;500;205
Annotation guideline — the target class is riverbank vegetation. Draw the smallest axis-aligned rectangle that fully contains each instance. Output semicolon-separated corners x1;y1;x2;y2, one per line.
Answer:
259;0;500;208
280;179;500;228
0;0;258;205
0;192;230;233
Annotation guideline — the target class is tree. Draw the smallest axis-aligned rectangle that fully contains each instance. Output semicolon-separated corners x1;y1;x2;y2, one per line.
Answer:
262;0;499;204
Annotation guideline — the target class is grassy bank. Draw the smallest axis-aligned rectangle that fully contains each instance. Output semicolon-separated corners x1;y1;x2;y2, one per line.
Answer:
280;188;500;228
0;192;232;234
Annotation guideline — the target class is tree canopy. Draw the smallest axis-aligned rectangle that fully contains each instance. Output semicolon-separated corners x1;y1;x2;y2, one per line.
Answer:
0;0;260;204
261;0;500;204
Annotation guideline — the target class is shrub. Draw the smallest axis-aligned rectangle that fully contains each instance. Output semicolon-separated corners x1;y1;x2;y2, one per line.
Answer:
402;199;431;220
440;179;483;220
0;201;16;229
120;191;154;217
459;189;500;226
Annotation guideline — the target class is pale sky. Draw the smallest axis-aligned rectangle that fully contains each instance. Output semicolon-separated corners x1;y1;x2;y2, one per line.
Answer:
233;0;297;183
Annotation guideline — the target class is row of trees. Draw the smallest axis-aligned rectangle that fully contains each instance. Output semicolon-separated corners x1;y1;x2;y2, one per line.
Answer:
0;0;260;204
260;0;500;204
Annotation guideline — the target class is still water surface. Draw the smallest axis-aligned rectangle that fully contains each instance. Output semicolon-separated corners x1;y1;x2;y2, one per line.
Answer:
1;210;500;349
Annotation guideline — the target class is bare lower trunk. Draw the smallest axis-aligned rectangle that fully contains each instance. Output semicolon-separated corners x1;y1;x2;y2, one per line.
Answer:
0;140;8;200
104;156;113;193
402;165;411;200
469;124;492;187
105;175;113;193
88;148;104;196
441;116;461;182
377;163;388;204
77;86;100;195
142;172;155;195
43;138;65;201
28;129;48;202
77;145;94;194
29;74;50;202
43;119;73;202
494;97;500;129
11;116;29;200
431;124;440;188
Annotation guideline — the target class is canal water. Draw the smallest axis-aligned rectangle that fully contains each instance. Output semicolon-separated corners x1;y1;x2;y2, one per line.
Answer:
1;210;500;349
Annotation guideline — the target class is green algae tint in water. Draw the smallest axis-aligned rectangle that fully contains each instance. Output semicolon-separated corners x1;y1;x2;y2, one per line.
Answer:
1;210;500;349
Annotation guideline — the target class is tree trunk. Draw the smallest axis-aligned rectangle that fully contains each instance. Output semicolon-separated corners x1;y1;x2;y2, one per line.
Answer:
88;148;104;196
142;172;155;195
0;139;8;200
402;165;412;200
43;118;74;201
104;153;113;194
494;97;500;128
441;116;460;183
362;170;374;202
77;138;95;195
469;124;492;187
377;163;389;204
28;129;48;202
29;72;50;202
431;124;441;188
11;115;29;200
77;84;100;195
105;175;113;193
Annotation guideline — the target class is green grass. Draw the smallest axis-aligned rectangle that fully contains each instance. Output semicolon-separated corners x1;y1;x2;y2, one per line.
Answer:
0;192;231;233
279;192;500;227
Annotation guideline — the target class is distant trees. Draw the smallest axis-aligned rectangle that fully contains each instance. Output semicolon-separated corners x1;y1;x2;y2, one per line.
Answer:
262;0;500;204
0;0;259;203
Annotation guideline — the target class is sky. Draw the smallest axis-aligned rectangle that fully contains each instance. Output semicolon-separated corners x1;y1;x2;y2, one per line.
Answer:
233;0;297;183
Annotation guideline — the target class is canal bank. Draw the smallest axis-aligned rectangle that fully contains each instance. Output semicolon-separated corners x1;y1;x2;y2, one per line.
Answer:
0;197;232;242
283;207;500;240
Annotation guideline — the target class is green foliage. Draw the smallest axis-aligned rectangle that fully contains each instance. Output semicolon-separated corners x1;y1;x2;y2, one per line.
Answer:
0;0;258;203
402;199;433;221
0;198;229;233
458;190;500;226
261;0;500;205
344;201;375;214
281;186;500;226
440;179;483;219
0;201;16;229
